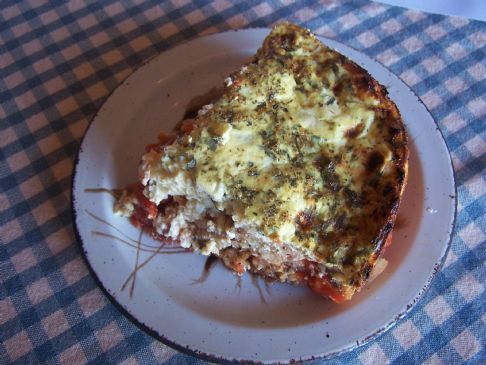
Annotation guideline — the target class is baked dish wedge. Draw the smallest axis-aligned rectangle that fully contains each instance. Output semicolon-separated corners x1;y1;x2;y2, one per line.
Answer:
114;22;408;303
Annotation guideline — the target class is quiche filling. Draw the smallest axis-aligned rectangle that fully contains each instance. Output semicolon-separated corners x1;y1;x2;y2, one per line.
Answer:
115;22;408;302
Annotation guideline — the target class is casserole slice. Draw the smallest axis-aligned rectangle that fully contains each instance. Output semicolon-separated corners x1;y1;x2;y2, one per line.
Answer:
115;22;408;302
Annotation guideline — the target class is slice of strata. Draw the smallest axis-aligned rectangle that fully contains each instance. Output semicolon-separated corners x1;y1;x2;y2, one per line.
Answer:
115;22;408;302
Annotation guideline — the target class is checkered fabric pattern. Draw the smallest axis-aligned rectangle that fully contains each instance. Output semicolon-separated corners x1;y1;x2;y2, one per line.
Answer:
1;0;484;364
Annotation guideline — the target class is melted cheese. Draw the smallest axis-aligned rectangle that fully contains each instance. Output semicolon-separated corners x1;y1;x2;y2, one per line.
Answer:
141;23;407;290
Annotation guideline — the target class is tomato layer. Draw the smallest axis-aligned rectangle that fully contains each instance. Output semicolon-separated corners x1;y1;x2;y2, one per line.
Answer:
295;261;348;303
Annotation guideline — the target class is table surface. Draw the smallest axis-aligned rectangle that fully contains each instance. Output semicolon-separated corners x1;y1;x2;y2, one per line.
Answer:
374;0;486;23
1;1;484;364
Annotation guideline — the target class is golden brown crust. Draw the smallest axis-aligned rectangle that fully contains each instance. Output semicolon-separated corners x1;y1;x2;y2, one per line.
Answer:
135;22;409;302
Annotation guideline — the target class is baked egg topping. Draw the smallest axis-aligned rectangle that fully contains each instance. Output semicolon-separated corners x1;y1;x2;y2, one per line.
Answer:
141;23;406;277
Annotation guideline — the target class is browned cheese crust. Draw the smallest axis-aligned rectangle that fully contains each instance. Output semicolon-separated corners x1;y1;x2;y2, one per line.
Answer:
128;22;409;302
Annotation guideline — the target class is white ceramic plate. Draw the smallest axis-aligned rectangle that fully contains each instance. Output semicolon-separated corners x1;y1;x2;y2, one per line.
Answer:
72;29;456;364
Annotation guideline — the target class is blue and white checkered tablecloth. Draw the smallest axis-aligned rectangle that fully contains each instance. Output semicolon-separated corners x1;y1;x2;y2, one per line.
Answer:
1;1;484;364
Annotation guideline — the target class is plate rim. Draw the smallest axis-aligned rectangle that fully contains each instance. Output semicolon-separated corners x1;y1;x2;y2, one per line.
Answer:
71;27;457;364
